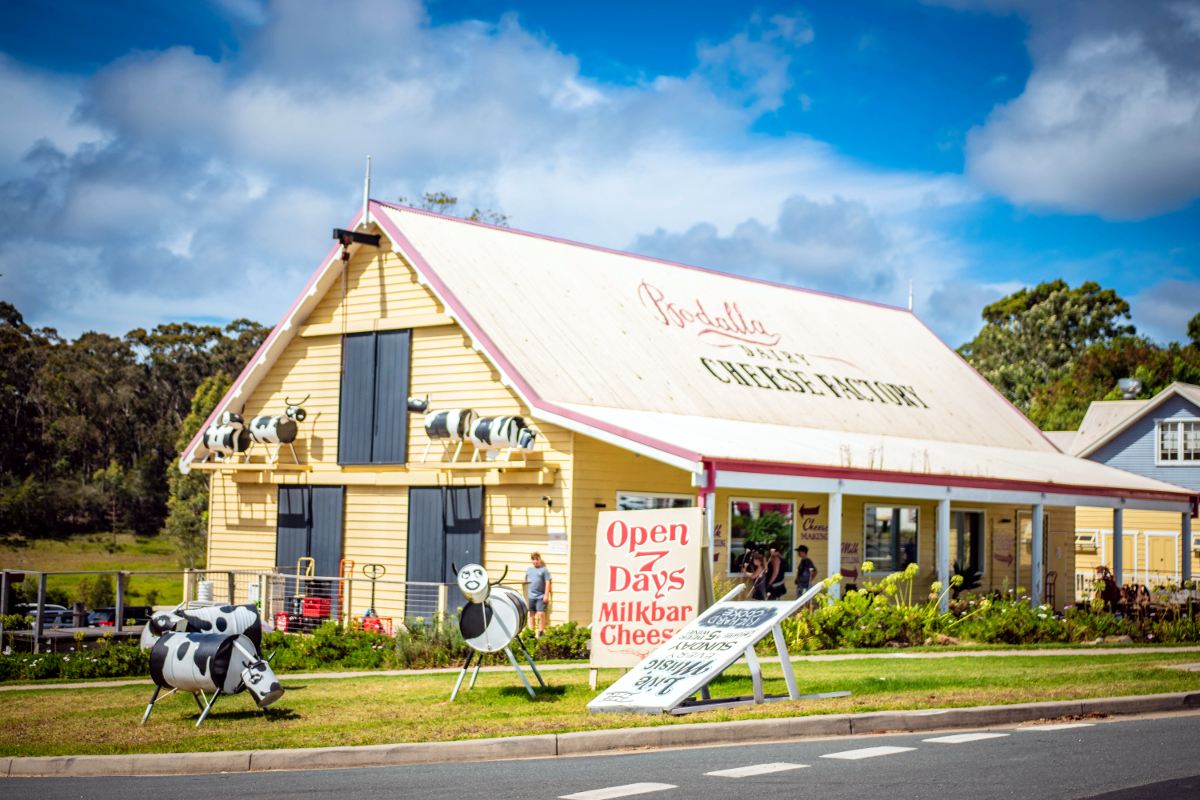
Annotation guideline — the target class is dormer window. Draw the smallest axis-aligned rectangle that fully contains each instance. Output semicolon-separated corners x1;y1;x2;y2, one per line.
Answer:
1158;419;1200;464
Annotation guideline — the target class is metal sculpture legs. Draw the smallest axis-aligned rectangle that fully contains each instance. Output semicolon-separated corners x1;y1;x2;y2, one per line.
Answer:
449;640;547;701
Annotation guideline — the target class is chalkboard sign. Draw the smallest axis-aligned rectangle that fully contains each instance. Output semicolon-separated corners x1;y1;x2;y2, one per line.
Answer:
588;583;823;714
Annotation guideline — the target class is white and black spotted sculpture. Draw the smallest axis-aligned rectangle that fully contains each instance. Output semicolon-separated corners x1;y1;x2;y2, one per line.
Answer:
450;564;546;700
422;408;476;462
467;416;538;458
245;394;308;463
202;411;251;461
142;632;283;726
139;602;264;651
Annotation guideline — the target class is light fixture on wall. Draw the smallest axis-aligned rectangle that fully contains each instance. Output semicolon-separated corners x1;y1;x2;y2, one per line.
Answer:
541;495;553;510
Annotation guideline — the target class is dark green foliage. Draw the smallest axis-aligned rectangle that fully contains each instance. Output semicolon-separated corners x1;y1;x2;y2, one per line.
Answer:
0;302;266;540
519;620;591;660
958;280;1135;412
951;560;982;598
0;638;150;682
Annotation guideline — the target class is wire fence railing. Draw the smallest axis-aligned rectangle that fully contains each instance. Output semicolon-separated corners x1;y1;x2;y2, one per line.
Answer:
1;567;494;652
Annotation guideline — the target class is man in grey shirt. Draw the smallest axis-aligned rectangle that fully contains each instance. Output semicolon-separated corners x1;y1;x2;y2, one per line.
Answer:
525;552;552;636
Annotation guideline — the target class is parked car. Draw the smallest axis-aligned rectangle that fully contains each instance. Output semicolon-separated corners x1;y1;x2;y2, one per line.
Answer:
87;606;152;626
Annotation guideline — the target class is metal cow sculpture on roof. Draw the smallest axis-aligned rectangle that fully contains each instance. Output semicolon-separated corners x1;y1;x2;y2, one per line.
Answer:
450;563;546;700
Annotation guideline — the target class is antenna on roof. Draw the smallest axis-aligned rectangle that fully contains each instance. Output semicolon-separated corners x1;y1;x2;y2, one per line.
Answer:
361;155;372;229
907;280;913;312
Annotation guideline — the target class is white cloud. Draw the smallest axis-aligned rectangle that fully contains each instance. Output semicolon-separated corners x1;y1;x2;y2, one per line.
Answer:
1130;278;1200;343
1;0;983;343
963;0;1200;219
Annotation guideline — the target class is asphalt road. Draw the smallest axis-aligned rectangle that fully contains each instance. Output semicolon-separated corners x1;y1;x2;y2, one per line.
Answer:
8;712;1200;800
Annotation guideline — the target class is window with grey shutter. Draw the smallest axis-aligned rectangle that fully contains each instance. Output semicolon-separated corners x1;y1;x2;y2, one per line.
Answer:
338;330;411;464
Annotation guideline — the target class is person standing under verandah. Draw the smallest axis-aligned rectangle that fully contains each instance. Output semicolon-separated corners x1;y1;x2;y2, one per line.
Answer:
525;552;552;636
765;545;787;600
795;545;818;597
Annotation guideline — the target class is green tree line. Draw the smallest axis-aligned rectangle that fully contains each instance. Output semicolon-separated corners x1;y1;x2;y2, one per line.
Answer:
958;280;1200;430
0;301;266;552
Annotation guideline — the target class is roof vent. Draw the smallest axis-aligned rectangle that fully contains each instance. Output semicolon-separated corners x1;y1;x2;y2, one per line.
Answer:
1117;378;1142;399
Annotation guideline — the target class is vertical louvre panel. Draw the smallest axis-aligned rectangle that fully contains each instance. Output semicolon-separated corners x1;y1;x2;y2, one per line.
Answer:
275;486;310;572
338;332;376;464
372;329;411;464
444;487;484;614
406;487;444;620
309;486;345;578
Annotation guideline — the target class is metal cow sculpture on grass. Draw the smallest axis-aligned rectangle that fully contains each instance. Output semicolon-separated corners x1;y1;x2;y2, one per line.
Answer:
142;631;283;726
140;603;264;650
450;563;546;700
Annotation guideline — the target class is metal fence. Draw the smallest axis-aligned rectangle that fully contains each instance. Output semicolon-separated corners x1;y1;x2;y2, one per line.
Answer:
1074;569;1183;601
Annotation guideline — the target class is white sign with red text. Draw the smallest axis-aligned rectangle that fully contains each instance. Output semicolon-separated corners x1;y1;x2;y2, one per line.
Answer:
589;507;704;669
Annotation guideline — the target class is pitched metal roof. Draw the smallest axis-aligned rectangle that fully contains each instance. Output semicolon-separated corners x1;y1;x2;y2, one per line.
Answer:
1074;383;1200;458
181;201;1194;506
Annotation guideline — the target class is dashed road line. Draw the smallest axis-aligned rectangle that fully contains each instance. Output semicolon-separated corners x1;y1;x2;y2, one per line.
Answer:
1016;723;1095;731
821;745;917;760
559;783;677;800
705;762;810;778
923;732;1011;744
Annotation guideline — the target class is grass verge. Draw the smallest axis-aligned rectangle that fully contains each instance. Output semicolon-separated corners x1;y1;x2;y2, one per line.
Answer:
3;652;1200;757
0;532;183;606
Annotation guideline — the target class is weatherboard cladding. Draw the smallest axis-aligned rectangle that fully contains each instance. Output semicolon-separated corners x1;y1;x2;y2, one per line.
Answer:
1090;394;1200;491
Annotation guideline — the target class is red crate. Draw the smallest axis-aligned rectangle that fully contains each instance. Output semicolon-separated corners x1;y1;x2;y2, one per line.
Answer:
302;597;331;618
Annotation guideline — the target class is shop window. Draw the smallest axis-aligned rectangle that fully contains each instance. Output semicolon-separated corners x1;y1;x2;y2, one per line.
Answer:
1158;419;1200;464
954;510;984;575
728;498;795;575
616;492;694;511
864;505;918;573
338;330;411;465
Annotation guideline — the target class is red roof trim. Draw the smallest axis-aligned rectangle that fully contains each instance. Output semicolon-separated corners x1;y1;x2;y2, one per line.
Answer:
710;458;1195;504
180;210;364;465
370;199;910;314
369;202;702;465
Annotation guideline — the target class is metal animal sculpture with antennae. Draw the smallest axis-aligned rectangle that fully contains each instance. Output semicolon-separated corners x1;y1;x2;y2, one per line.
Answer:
247;394;310;463
450;563;546;700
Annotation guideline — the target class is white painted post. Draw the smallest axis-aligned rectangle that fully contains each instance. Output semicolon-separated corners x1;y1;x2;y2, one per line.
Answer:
1183;513;1194;584
1031;504;1044;606
826;490;842;601
1113;508;1124;587
937;498;951;613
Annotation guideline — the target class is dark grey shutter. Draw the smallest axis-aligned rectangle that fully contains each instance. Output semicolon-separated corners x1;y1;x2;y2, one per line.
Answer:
276;486;310;572
309;486;344;578
443;487;484;613
406;487;444;620
338;332;376;464
372;329;410;464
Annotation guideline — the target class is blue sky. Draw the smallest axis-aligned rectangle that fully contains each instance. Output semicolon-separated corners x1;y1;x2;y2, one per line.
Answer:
2;0;1198;346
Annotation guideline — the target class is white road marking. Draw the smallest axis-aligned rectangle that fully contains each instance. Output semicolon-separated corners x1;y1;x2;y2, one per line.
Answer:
706;762;810;778
923;732;1011;744
1016;723;1095;731
559;783;677;800
821;745;917;760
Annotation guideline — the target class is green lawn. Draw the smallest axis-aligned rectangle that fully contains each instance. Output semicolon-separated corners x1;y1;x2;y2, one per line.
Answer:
0;533;184;607
3;652;1199;757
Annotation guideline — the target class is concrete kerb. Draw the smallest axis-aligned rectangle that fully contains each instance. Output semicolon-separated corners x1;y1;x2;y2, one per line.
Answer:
5;692;1200;778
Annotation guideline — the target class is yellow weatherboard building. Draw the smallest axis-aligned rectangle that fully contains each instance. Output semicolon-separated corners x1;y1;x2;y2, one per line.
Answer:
180;201;1197;625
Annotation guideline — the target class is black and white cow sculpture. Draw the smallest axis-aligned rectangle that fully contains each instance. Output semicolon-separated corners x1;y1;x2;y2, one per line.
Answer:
246;395;308;463
450;564;545;700
140;602;264;650
422;408;476;462
142;631;283;726
468;416;537;456
202;411;251;460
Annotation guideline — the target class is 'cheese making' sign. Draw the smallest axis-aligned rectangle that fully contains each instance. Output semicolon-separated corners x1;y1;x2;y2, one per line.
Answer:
589;507;704;669
588;599;787;713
